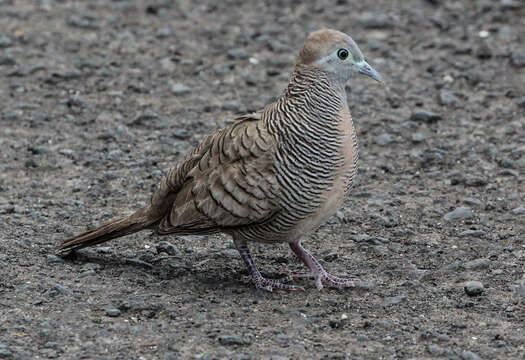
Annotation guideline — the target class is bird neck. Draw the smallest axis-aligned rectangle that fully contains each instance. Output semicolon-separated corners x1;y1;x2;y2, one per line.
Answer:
263;65;353;156
272;65;350;131
285;65;347;101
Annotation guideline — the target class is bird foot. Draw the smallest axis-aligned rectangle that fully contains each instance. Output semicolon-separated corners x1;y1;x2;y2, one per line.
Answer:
241;274;305;292
284;271;358;291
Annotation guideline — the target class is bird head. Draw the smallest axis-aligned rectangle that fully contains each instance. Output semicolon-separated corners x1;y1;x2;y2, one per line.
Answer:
297;29;382;84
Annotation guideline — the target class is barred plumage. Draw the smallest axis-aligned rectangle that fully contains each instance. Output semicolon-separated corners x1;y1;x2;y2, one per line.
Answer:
58;29;381;291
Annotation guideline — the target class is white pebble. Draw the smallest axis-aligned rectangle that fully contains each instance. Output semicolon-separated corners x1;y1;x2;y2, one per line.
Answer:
478;30;489;38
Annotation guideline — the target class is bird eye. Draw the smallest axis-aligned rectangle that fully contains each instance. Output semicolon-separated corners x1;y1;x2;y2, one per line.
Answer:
337;49;349;60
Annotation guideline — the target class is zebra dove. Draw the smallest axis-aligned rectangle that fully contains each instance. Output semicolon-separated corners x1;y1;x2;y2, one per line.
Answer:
58;29;382;291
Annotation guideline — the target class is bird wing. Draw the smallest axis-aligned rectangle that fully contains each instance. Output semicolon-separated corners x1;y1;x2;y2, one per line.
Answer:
155;115;280;235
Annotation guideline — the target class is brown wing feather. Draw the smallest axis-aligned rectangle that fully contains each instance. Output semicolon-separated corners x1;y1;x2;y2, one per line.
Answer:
155;116;279;235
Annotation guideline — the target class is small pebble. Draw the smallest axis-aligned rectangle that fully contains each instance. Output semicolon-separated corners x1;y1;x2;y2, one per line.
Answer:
501;0;522;10
383;295;407;306
375;133;394;146
227;48;249;60
46;254;64;263
0;344;12;359
411;132;425;143
444;207;473;221
170;83;191;95
0;35;13;48
438;90;459;106
410;110;443;123
460;350;481;360
511;206;525;215
155;27;172;38
0;56;16;66
218;335;252;346
464;281;484;296
427;344;444;355
510;51;525;67
478;30;489;38
458;230;486;238
465;258;490;270
358;12;393;29
105;306;121;317
66;14;100;29
463;198;482;207
156;241;180;256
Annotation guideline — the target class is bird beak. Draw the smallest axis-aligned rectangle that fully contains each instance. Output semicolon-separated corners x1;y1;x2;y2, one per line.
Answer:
356;61;382;82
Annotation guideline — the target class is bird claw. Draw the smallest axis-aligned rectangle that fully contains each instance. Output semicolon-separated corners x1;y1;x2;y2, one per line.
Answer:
316;272;357;290
241;274;305;292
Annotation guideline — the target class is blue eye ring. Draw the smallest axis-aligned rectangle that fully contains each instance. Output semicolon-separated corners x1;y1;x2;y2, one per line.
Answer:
337;49;349;60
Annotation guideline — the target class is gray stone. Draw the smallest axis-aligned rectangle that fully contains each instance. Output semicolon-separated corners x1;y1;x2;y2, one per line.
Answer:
464;281;484;296
460;350;481;360
221;249;239;258
212;64;232;75
222;101;241;112
411;132;425;143
131;111;159;126
476;42;492;59
156;241;180;256
510;51;525;67
66;14;100;29
375;133;394;146
356;334;369;342
0;343;12;359
218;335;252;346
411;110;442;123
172;129;191;140
419;148;447;167
476;0;493;12
359;12;393;29
511;206;525;214
0;35;13;48
0;56;15;66
59;149;78;160
430;13;449;30
227;48;249;60
170;83;191;95
458;230;486;238
427;344;444;355
46;254;65;263
354;282;376;290
465;258;490;270
44;342;59;349
105;306;121;317
498;157;515;168
499;169;519;177
439;90;459;106
160;57;175;72
463;198;482;207
465;176;488;187
156;27;172;38
444;207;473;221
501;0;522;10
383;295;407;306
44;284;70;298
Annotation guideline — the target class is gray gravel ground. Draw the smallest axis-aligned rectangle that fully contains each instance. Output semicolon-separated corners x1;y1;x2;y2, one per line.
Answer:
1;0;524;359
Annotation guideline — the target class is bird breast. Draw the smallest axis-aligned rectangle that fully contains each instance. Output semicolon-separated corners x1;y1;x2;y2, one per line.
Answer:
288;106;358;239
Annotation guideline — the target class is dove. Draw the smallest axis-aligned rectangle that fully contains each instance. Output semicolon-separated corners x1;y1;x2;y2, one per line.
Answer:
58;29;382;291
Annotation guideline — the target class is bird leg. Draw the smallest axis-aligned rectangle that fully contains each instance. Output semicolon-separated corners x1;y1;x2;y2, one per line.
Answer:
234;240;304;291
289;242;357;290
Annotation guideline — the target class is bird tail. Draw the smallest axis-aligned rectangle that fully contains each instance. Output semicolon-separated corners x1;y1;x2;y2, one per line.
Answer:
57;207;159;255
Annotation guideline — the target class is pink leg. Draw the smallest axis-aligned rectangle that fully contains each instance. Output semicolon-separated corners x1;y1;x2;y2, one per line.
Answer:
234;240;304;292
289;242;357;290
